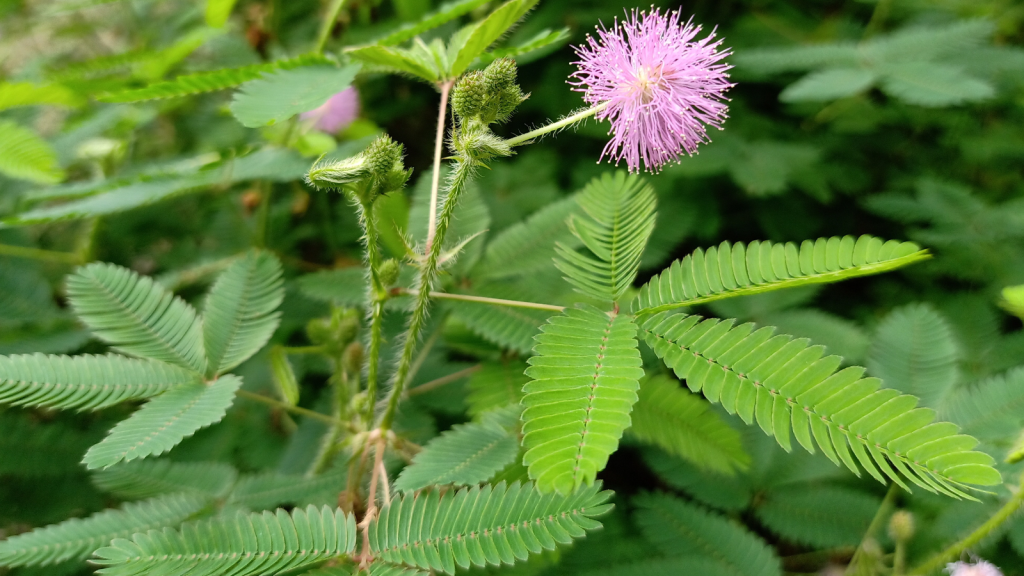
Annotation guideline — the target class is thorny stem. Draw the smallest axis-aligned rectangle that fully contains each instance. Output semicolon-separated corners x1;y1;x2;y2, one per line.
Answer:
910;476;1024;575
0;243;83;265
395;288;565;312
379;160;475;431
845;484;899;576
505;102;611;147
426;80;455;252
236;389;356;431
406;365;482;397
315;0;347;54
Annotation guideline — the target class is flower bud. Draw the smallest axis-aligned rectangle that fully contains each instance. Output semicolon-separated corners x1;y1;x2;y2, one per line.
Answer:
888;510;915;542
452;71;488;121
378;258;400;288
342;341;364;376
305;306;361;355
304;134;410;201
483;57;518;91
305;154;371;191
451;59;527;125
364;135;403;180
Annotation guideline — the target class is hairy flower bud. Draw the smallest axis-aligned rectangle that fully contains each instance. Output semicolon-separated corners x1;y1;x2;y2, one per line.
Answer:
304;134;410;202
451;59;527;125
305;155;370;191
305;306;361;356
452;71;488;121
378;258;400;288
342;341;364;376
364;135;403;180
888;511;915;542
483;57;518;91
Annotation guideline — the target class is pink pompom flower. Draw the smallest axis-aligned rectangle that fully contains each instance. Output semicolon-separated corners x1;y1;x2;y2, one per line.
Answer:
570;8;733;173
946;560;1003;576
302;86;360;133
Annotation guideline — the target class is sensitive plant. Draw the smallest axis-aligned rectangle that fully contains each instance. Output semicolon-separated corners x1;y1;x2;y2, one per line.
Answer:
1;1;1024;576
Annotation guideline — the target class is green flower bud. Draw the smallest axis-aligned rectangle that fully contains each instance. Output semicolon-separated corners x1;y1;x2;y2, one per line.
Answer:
305;317;334;346
378;258;401;287
888;511;915;542
335;308;361;347
454;122;513;162
483;57;517;91
452;61;527;125
342;341;364;376
364;135;403;180
305;155;371;191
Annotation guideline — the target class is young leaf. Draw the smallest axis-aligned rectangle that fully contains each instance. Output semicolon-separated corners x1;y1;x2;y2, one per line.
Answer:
0;353;200;411
372;0;491;46
66;263;207;373
477;27;571;67
555;171;657;302
345;45;441;82
0;493;209;567
754;485;881;548
91;505;357;576
0;120;63;184
640;311;1002;498
447;0;540;77
201;250;284;377
368;481;612;574
635;493;781;576
633;236;928;314
393;418;519;491
229;64;361;128
92;459;238;500
868;303;959;409
629;376;750;475
521;305;644;494
269;346;300;406
83;375;242;469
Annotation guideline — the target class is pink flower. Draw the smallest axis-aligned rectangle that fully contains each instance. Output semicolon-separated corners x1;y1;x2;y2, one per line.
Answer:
946;560;1004;576
302;87;360;133
570;8;733;173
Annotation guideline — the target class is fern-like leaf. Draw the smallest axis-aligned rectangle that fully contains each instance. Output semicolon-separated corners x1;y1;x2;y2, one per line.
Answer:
67;263;207;373
0;412;101;476
83;375;241;469
474;194;579;280
92;459;238;500
467;360;528;417
92;505;357;576
393;418;519;491
368;481;612;574
96;54;333;102
633;236;928;314
450;281;554;355
0;353;199;410
521;305;644;494
640;311;1001;498
0;120;63;184
201;250;284;377
942;366;1024;440
868;303;959;408
0;493;209;567
554;171;656;301
634;492;781;576
0;82;80;110
372;0;490;46
629;376;750;475
753;486;880;548
227;465;348;510
304;562;430;576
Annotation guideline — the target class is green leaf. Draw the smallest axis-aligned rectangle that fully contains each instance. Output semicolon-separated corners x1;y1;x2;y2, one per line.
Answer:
635;493;781;576
296;267;367;306
477;27;571;67
92;459;238;500
201;250;284;377
205;0;237;27
0;82;81;110
66;262;207;372
466;360;528;417
0;120;63;184
868;303;959;409
1001;284;1024;321
629;376;750;475
761;309;870;364
779;68;877;102
555;171;657;301
0;493;209;567
942;366;1024;441
733;43;860;74
641;447;753;511
373;0;491;46
633;236;929;315
754;485;881;548
269;346;300;406
0;412;102;476
368;481;612;574
227;465;348;510
393;418;519;491
0;353;200;411
474;194;579;280
229;64;361;128
97;54;334;102
92;505;357;576
83;375;241;469
640;311;1002;497
448;0;540;77
449;281;554;354
522;305;644;494
879;63;995;107
345;45;440;82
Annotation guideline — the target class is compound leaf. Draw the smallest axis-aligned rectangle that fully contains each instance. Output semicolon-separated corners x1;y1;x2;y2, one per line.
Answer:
448;0;540;76
92;459;238;500
754;486;880;548
393;418;519;491
868;303;959;409
0;120;63;184
229;64;361;128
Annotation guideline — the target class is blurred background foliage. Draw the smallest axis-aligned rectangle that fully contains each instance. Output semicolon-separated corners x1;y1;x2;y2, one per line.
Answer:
1;0;1024;574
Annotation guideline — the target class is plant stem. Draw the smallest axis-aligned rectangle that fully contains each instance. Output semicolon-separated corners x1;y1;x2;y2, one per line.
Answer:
426;80;455;252
505;102;610;147
845;484;899;576
910;479;1024;575
379;159;475;431
0;243;83;265
406;365;481;397
353;194;386;428
399;289;564;312
315;0;347;54
236;389;354;431
255;181;272;247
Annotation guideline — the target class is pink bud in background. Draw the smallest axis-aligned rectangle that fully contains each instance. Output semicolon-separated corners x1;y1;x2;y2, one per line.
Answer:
302;86;360;133
946;560;1004;576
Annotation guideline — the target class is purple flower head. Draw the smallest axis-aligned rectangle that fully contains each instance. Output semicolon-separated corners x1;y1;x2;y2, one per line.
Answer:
570;8;733;173
302;86;360;133
946;560;1003;576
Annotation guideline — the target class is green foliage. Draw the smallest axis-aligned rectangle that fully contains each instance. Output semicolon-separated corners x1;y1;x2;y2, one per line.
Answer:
0;493;209;567
0;120;63;184
868;303;959;408
0;353;199;410
67;262;207;372
201;250;284;377
373;0;491;47
942;367;1024;442
368;481;611;574
230;64;361;128
521;305;643;494
629;376;750;475
92;459;238;500
0;412;100;476
393;416;519;491
0;82;80;110
447;0;539;77
227;466;348;510
555;172;656;302
204;0;237;27
297;267;367;306
474;195;579;281
753;486;880;548
449;282;553;354
640;311;1001;497
634;492;781;576
92;505;357;576
83;375;241;469
466;360;528;417
634;236;928;314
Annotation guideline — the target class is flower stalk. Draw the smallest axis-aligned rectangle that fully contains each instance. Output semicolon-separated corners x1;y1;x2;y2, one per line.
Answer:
505;102;610;147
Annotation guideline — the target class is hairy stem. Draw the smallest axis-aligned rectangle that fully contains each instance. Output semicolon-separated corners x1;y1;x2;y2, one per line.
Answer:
354;194;386;427
505;102;610;147
379;159;475;431
315;0;347;54
236;389;354;431
406;364;481;397
426;80;455;252
910;479;1024;575
397;288;565;312
0;243;83;265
